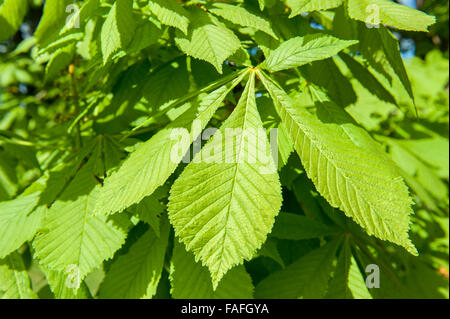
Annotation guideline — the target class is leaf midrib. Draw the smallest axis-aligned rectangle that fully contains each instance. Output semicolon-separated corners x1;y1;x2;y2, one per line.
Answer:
214;75;254;279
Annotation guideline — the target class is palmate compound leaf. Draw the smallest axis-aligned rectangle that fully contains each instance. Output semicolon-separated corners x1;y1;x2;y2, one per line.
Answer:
257;70;417;255
95;69;250;216
99;218;170;299
33;142;127;280
168;72;283;289
255;237;342;298
261;34;358;72
170;241;254;299
174;7;242;73
347;0;435;32
286;0;343;18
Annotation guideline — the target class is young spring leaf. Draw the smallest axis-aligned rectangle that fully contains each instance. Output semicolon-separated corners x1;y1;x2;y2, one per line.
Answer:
358;25;416;115
34;0;71;46
168;72;283;288
175;7;241;73
34;144;127;279
257;70;417;255
209;3;278;39
347;0;435;32
286;0;343;18
261;34;358;72
147;0;190;35
0;181;46;259
100;0;136;64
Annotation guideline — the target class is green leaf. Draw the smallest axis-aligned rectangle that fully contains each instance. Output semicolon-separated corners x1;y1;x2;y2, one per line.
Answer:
0;154;18;200
42;267;92;299
358;25;416;115
34;0;71;46
257;96;294;170
37;32;83;57
257;70;417;255
258;0;265;11
170;241;254;299
257;0;276;11
347;0;435;32
257;238;285;267
339;52;396;105
142;58;190;111
95;70;249;216
0;190;43;259
101;0;136;64
209;3;278;39
287;0;343;18
387;138;448;201
299;58;357;107
99;219;170;299
253;31;280;58
0;155;94;260
168;72;283;288
326;238;372;299
273;122;293;170
60;0;100;35
134;193;165;236
400;138;449;179
122;17;162;55
255;238;341;298
33;145;127;279
45;44;75;82
147;0;190;35
261;34;358;72
0;252;37;299
270;212;339;240
0;0;28;41
175;7;241;73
